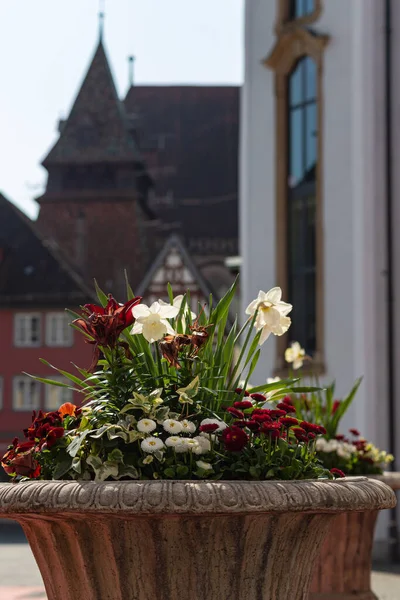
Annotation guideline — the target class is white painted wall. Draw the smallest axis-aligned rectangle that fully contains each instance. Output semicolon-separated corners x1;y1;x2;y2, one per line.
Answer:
240;0;278;379
241;0;393;540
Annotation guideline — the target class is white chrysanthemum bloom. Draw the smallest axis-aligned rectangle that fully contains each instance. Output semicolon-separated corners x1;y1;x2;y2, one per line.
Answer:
143;455;154;465
181;437;200;452
200;432;218;443
196;460;213;471
181;419;196;434
200;418;227;432
159;295;196;322
174;439;189;453
131;301;179;343
284;341;306;370
245;287;292;345
165;436;182;448
315;438;328;452
336;442;357;459
137;419;157;433
192;435;211;455
141;437;165;453
163;419;183;434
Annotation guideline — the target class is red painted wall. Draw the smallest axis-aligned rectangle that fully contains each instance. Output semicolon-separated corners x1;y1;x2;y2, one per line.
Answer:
0;309;91;455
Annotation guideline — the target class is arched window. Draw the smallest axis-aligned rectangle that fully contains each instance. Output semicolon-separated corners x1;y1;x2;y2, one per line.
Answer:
287;56;317;354
290;0;315;20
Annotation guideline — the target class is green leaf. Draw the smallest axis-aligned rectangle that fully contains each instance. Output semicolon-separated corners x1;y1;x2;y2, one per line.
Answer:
94;279;108;307
176;465;189;476
167;283;174;304
71;457;82;474
164;467;176;478
108;448;124;463
177;376;200;404
66;431;90;458
124;270;136;300
52;457;73;479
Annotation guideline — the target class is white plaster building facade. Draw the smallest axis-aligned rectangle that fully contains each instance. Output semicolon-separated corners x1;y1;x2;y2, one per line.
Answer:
241;0;399;545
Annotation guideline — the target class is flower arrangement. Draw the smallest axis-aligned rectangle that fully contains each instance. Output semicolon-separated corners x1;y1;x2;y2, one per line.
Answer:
2;283;335;482
273;342;394;476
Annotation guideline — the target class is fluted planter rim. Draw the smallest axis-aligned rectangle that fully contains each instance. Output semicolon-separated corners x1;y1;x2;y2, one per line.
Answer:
0;477;395;518
374;471;400;491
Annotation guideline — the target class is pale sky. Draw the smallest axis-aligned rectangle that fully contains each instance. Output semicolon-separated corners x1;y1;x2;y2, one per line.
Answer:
0;0;244;218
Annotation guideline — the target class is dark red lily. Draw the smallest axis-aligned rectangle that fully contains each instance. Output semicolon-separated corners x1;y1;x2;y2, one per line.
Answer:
73;294;142;371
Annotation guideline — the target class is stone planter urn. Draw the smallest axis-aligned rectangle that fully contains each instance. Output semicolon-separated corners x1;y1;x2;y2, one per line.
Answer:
0;478;395;600
309;472;400;600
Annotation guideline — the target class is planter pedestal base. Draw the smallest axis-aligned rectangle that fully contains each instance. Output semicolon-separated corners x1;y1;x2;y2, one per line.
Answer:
310;473;400;600
0;479;395;600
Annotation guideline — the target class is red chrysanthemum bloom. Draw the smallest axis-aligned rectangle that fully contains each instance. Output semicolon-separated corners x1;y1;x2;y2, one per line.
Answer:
330;468;346;478
331;400;341;414
277;402;296;414
250;393;266;403
73;294;142;371
199;423;219;433
300;421;324;434
307;432;316;440
235;388;250;396
261;421;281;434
234;420;260;431
252;414;273;424
349;428;360;437
226;407;245;419
355;439;367;448
270;409;287;419
279;416;299;427
222;426;249;452
292;427;308;442
282;396;294;406
335;434;345;441
233;400;253;410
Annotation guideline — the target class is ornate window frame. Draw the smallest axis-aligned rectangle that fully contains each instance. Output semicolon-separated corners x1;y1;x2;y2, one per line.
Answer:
275;0;323;34
264;12;329;375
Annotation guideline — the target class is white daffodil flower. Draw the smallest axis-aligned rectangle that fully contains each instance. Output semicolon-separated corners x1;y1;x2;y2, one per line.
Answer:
159;295;196;320
284;341;306;370
245;287;292;345
131;301;179;343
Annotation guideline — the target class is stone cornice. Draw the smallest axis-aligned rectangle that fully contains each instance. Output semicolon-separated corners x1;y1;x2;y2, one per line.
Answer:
0;478;395;518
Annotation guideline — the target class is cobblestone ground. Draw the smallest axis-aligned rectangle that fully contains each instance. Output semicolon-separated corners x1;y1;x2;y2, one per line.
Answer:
0;523;399;599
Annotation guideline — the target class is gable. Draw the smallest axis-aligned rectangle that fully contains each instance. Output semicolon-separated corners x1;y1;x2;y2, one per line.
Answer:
136;235;212;310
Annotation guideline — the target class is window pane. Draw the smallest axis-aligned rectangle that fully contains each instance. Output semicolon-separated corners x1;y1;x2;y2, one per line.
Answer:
289;62;303;107
290;0;315;18
305;58;317;101
289;108;304;186
305;103;317;172
13;377;41;410
305;0;315;15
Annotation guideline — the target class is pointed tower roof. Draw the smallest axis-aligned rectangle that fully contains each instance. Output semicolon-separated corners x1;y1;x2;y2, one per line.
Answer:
43;40;140;166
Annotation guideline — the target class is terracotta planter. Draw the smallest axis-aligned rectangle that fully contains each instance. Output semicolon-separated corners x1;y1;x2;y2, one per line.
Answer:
309;472;400;600
0;478;395;600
